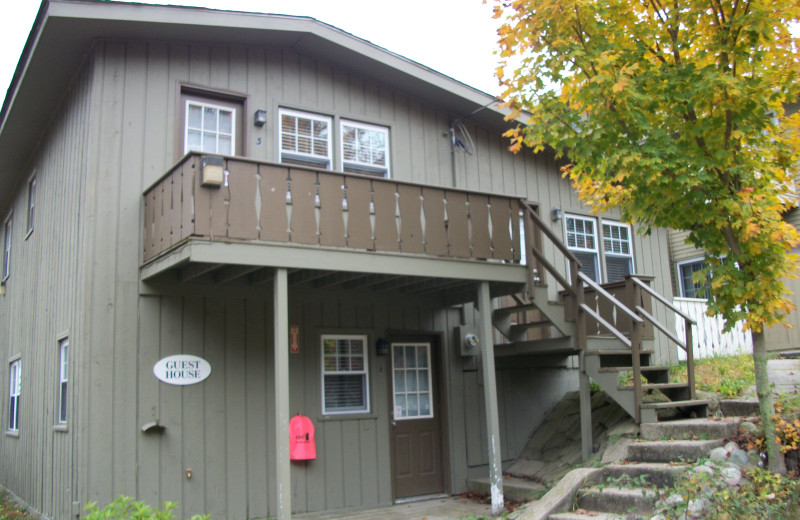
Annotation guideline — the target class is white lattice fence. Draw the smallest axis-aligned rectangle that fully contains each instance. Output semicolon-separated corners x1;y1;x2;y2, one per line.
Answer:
674;297;753;360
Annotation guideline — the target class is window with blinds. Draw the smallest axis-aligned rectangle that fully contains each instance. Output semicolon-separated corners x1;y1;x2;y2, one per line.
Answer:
602;222;634;282
321;335;369;414
565;215;600;282
279;109;332;169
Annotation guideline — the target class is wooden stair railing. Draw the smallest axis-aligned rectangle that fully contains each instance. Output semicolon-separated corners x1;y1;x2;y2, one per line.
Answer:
629;275;697;400
518;202;705;427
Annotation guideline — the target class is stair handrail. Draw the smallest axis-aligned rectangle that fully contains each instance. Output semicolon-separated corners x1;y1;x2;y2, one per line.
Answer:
628;275;697;400
520;201;581;296
577;271;645;422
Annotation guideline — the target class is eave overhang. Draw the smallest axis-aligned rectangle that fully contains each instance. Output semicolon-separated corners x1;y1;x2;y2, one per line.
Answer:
0;0;514;211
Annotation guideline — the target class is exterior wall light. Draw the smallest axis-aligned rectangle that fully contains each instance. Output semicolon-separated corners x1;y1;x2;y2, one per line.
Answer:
254;109;267;127
551;208;563;222
376;338;390;356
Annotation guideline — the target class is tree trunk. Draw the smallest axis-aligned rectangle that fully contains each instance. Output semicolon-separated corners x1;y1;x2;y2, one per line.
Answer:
752;330;786;474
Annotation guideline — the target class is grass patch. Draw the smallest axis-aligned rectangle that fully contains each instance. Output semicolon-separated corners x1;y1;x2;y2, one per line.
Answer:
669;353;755;397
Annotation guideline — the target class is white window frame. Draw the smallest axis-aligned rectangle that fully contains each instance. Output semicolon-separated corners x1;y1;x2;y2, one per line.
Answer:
8;358;21;432
26;175;36;237
278;108;333;169
565;214;600;283
2;213;11;282
183;99;237;155
391;343;434;421
57;338;68;425
320;334;370;415
340;119;391;178
677;257;709;299
602;221;635;281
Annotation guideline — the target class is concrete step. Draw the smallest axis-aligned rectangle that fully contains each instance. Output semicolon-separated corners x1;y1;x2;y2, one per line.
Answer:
467;476;546;502
627;439;724;463
576;486;658;515
640;417;743;441
719;399;759;417
601;462;690;488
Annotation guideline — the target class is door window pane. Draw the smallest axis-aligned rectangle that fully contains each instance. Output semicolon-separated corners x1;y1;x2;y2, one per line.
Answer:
391;343;433;420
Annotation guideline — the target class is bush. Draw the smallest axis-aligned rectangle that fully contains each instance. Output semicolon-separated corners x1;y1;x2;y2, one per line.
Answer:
84;496;210;520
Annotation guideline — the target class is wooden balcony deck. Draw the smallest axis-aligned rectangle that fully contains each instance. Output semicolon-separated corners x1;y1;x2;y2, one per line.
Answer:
141;153;529;298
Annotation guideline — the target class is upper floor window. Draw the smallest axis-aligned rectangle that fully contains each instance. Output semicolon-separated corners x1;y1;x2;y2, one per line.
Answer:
26;176;36;235
180;88;244;158
321;335;370;415
185;100;236;155
602;221;634;282
8;359;21;432
678;258;710;299
2;214;11;281
565;214;600;283
57;338;68;424
340;120;390;178
279;109;332;169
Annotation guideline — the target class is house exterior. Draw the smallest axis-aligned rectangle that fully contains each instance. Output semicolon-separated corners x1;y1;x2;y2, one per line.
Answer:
0;2;681;519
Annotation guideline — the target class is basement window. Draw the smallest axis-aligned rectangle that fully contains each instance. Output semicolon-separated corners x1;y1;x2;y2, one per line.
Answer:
8;359;20;432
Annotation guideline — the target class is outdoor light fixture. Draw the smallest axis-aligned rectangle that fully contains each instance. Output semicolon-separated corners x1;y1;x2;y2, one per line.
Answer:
254;109;267;127
551;208;563;222
376;338;390;356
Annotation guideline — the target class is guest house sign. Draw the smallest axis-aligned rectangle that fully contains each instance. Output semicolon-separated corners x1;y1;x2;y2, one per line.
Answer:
153;355;212;385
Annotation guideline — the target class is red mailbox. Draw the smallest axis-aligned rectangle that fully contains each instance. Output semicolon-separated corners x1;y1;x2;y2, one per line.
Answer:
289;414;316;460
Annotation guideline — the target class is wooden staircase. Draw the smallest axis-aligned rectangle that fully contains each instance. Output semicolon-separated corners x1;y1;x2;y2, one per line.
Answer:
493;203;709;456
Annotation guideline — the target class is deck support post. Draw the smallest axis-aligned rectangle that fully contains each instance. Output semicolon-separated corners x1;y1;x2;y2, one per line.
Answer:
274;268;291;520
579;351;593;461
478;281;504;516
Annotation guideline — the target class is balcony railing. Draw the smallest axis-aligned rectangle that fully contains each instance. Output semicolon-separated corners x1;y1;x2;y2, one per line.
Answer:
143;153;526;266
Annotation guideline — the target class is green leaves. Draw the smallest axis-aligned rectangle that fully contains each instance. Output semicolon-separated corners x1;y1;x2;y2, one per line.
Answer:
494;0;800;331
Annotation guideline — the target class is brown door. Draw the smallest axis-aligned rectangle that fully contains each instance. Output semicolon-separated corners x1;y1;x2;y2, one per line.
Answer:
390;342;444;499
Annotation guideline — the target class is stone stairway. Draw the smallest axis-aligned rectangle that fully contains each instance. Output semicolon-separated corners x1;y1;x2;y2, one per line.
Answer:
543;418;743;520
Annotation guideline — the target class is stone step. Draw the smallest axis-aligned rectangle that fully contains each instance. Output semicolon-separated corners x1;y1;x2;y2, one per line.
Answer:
640;417;743;441
549;512;627;520
627;439;724;463
719;399;759;417
467;476;546;502
576;486;658;515
601;462;691;488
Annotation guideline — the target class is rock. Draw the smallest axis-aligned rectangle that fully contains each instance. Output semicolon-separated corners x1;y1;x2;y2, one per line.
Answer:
688;498;709;518
709;447;729;462
721;466;742;486
691;465;714;477
665;493;685;507
728;449;749;468
738;421;758;435
724;441;739;452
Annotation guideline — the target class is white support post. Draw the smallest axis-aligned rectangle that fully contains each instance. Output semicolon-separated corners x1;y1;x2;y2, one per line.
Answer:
274;268;291;520
478;281;504;516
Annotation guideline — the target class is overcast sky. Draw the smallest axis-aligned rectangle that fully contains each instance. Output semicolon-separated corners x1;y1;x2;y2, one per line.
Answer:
0;0;505;101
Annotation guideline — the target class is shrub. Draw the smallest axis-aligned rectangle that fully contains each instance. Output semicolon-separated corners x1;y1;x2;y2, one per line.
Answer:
84;496;210;520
